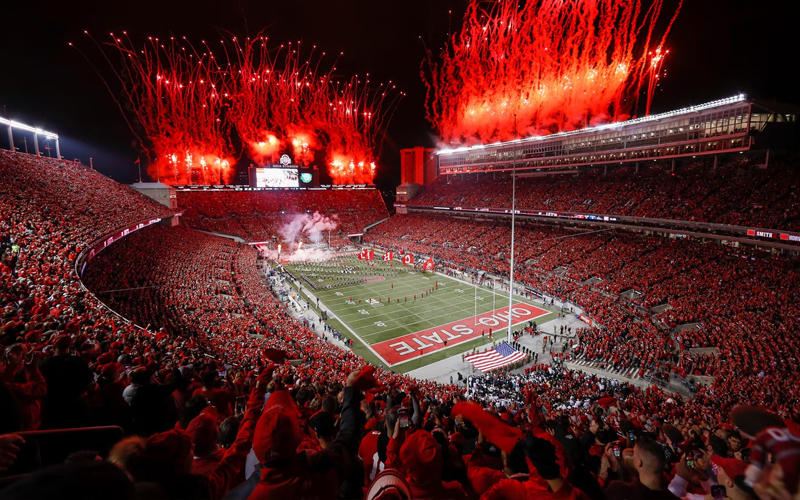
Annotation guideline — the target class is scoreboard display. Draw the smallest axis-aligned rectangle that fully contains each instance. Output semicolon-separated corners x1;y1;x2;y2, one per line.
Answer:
249;155;319;188
255;168;298;187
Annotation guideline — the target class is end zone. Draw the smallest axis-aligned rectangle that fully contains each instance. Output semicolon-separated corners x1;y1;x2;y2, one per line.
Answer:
372;303;548;366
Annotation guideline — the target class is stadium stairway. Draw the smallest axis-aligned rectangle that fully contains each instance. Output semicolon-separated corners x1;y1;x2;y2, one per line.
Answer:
564;360;651;389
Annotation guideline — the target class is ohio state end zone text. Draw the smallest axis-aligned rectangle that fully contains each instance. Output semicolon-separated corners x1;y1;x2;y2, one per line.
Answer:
371;303;548;366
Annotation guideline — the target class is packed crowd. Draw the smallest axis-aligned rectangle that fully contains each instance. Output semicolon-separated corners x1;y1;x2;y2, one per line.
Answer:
0;150;172;243
412;157;800;230
177;189;389;243
2;150;800;499
366;213;800;419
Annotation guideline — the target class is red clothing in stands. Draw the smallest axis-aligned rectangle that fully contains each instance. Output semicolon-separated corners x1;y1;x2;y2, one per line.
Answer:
192;448;226;476
358;430;385;483
193;387;235;417
466;446;505;495
482;478;591;500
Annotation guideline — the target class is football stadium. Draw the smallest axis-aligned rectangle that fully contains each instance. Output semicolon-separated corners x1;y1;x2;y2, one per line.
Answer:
281;251;556;371
1;1;799;499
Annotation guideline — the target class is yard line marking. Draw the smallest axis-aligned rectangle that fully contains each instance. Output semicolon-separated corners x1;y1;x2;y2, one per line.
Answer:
284;280;392;367
358;299;509;338
372;303;549;366
338;290;498;328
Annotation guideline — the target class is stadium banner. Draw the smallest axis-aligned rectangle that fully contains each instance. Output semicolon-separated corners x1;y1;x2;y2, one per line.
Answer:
358;249;375;260
746;229;776;239
578;313;595;327
781;233;800;242
372;303;548;365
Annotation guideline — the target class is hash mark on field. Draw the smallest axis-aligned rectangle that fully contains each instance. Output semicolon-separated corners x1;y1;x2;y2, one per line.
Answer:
357;292;537;335
359;302;491;338
395;303;430;324
339;288;497;324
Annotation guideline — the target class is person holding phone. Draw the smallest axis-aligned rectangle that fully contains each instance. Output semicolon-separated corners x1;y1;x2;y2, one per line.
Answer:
358;405;397;483
246;368;369;500
605;437;681;499
668;453;713;500
708;456;758;500
668;453;756;500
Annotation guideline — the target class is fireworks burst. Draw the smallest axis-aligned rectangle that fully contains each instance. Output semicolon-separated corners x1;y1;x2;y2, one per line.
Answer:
226;38;331;166
75;33;403;185
226;37;403;184
77;32;235;184
423;0;682;145
325;76;404;184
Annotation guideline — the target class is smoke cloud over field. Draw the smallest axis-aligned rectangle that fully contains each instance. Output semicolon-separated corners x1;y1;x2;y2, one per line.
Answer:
260;212;341;262
279;212;339;244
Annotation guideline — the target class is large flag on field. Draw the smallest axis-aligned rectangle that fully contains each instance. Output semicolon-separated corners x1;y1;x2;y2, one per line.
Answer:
464;342;526;372
358;249;375;260
422;257;434;271
383;250;393;262
402;253;413;266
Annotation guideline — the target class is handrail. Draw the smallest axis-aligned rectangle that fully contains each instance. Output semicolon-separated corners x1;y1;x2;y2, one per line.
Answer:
14;426;124;438
72;215;172;336
364;217;389;233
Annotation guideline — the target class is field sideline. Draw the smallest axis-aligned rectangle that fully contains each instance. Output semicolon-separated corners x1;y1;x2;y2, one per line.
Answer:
280;253;558;373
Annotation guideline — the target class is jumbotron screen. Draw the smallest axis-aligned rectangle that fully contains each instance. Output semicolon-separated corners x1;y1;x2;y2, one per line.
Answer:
255;168;299;188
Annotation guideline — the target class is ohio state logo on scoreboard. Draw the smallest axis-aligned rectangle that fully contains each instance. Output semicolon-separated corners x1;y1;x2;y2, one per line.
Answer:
279;154;292;166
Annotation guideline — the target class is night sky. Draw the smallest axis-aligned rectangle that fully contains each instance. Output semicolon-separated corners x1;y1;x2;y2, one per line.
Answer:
1;0;798;191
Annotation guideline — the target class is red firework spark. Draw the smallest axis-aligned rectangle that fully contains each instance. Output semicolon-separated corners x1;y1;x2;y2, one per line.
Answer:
226;37;332;166
423;0;682;145
76;33;402;185
325;76;404;184
226;36;403;184
79;32;235;185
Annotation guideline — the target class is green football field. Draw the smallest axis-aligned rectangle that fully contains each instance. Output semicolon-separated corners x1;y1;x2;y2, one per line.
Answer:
281;252;557;373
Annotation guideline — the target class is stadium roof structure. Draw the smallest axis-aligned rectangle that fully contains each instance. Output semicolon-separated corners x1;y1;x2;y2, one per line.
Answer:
438;94;747;155
1;116;61;159
0;116;59;140
435;95;797;175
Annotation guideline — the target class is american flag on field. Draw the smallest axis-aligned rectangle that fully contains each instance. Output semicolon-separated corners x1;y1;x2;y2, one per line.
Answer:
464;342;526;372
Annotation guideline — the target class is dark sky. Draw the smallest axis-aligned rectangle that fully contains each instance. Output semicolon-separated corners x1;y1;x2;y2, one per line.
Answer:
1;0;798;190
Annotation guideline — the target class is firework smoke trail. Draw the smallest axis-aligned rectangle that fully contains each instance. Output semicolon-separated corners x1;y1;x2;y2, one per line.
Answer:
268;212;340;261
75;32;235;184
423;0;682;146
302;211;339;243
